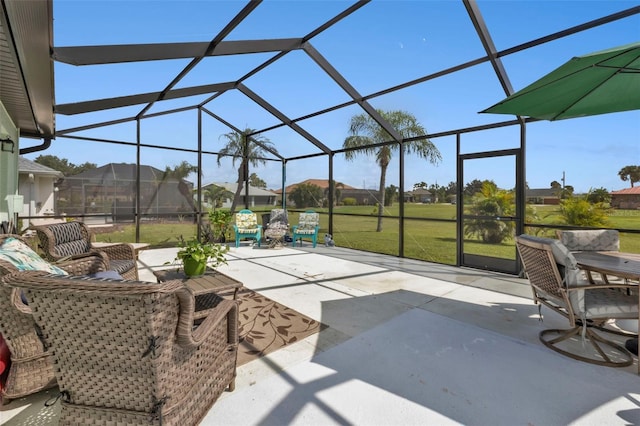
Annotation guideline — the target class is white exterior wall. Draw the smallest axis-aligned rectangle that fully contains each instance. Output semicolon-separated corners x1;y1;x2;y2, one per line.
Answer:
0;101;19;224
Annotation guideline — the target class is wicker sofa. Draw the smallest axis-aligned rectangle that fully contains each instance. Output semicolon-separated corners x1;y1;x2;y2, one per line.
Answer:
3;270;238;425
0;234;108;405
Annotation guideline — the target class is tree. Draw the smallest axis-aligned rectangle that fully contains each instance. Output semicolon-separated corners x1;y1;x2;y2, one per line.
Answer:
343;109;441;232
249;173;267;189
444;181;457;196
204;184;232;208
217;128;278;213
429;183;445;203
562;185;575;199
464;179;489;197
464;181;515;244
288;183;322;208
413;181;427;190
586;187;611;204
35;155;96;176
324;180;344;207
385;185;398;207
163;161;198;217
550;180;573;199
618;165;640;188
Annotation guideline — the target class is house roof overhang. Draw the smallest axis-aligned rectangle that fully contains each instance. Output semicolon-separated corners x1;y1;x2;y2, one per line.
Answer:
0;0;55;139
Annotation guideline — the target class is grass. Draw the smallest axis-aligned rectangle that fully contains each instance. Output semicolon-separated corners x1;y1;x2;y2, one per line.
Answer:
92;204;640;266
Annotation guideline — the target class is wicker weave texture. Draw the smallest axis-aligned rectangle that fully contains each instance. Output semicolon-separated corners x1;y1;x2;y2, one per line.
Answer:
516;240;566;301
5;271;238;425
33;221;139;279
0;234;107;402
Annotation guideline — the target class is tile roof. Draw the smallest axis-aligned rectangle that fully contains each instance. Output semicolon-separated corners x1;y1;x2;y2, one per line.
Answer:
611;187;640;195
274;179;356;194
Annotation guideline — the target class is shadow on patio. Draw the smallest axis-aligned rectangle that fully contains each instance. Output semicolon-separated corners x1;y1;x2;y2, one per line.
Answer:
2;245;639;425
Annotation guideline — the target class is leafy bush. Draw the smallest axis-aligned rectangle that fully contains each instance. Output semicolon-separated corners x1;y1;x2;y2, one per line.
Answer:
586;187;611;204
342;197;357;206
463;181;514;244
559;196;610;227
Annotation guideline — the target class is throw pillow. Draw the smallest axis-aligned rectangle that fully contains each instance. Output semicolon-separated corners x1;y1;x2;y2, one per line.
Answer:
0;237;69;275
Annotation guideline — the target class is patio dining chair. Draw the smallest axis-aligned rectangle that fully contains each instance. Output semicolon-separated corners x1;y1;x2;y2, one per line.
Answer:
292;210;320;248
515;234;638;367
233;209;262;248
0;234;107;405
32;221;139;280
3;270;238;425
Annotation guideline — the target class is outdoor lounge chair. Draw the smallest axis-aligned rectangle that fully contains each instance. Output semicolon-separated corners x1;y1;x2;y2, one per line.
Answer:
233;209;262;248
292;210;320;248
515;234;638;367
0;234;107;405
3;270;238;425
32;220;139;280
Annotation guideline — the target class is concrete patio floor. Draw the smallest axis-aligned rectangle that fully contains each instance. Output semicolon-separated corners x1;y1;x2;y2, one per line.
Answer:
2;243;639;425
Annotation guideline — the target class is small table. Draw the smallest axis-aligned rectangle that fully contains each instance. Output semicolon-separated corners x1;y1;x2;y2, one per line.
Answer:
574;251;640;372
153;268;242;319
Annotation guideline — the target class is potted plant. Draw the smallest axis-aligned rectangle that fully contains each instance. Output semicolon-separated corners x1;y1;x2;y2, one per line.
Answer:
173;235;229;277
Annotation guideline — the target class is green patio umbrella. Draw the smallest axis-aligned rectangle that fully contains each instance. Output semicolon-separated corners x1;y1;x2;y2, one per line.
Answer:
481;42;640;121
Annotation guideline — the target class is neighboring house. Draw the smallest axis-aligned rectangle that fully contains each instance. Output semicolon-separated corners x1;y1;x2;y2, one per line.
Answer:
57;163;193;221
404;188;433;203
526;188;560;205
610;187;640;209
17;156;63;229
278;179;356;194
275;179;357;205
202;182;277;208
339;188;380;206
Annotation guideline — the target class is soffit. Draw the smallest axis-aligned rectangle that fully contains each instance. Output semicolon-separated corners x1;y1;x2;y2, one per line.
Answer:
0;0;54;138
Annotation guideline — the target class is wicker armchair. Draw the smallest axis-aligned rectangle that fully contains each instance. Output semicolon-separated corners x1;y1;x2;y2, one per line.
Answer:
32;220;139;279
0;234;107;405
4;270;238;425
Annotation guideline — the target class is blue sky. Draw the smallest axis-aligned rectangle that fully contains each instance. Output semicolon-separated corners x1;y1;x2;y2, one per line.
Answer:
23;0;640;194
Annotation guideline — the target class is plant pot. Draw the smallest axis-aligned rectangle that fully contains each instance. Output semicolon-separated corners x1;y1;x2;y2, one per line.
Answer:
183;257;206;277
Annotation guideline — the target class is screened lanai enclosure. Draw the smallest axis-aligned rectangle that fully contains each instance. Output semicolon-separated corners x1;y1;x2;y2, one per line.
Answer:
56;163;195;220
1;0;639;276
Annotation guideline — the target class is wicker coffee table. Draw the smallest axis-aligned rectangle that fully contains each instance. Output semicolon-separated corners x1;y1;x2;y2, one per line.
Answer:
153;268;242;319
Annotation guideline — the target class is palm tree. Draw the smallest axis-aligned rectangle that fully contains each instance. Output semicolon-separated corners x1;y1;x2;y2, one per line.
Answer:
343;109;441;231
204;184;233;209
163;161;198;218
324;179;345;207
217;128;278;213
463;181;515;244
618;165;640;188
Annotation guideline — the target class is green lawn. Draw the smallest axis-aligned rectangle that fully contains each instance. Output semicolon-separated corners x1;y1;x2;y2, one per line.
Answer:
93;204;640;266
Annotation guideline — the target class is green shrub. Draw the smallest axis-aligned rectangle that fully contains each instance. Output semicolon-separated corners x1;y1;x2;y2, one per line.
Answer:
342;197;357;206
559;196;610;227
